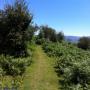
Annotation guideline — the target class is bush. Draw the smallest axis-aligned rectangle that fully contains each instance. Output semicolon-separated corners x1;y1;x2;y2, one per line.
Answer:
78;37;90;50
43;42;90;90
35;38;46;45
0;0;32;57
0;55;32;76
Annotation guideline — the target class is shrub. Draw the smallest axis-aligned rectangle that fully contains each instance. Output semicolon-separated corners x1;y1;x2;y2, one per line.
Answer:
0;55;32;76
78;37;90;50
43;42;90;90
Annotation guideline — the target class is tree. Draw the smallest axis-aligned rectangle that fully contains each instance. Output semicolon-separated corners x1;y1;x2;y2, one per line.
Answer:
38;25;57;42
26;24;38;42
57;32;64;42
77;37;90;50
0;0;33;57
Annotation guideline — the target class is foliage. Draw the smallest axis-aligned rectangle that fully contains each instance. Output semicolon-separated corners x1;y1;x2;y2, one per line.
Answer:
0;41;33;88
38;25;57;42
36;25;64;44
43;25;56;41
0;0;32;57
0;45;32;88
56;31;64;42
0;55;32;76
0;0;36;88
26;25;38;42
35;38;46;45
78;37;90;50
43;42;90;90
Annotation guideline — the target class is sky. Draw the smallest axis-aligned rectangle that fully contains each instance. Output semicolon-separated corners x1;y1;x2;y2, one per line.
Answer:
0;0;90;36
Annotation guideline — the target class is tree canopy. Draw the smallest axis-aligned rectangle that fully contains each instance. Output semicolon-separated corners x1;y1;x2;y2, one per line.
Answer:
78;37;90;50
0;0;33;57
37;25;64;44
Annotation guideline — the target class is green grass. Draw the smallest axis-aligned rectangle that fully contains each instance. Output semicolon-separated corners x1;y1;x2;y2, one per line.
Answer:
23;46;59;90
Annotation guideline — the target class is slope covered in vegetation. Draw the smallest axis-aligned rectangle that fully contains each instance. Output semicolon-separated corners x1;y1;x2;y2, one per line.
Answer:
43;41;90;90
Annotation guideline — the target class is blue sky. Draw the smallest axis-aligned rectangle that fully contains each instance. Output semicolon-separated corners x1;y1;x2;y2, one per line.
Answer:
0;0;90;36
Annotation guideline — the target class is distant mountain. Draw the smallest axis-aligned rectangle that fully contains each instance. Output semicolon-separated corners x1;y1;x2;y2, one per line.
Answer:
65;36;80;43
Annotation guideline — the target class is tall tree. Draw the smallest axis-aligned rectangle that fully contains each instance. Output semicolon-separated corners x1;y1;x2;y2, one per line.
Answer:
38;25;57;42
0;0;33;57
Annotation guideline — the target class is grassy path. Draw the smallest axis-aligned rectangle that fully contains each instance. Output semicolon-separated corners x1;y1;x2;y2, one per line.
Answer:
24;46;59;90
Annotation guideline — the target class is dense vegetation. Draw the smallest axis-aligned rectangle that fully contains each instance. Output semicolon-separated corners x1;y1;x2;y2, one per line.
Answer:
0;0;34;57
78;37;90;50
0;0;90;90
36;25;64;44
43;42;90;90
0;0;34;89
